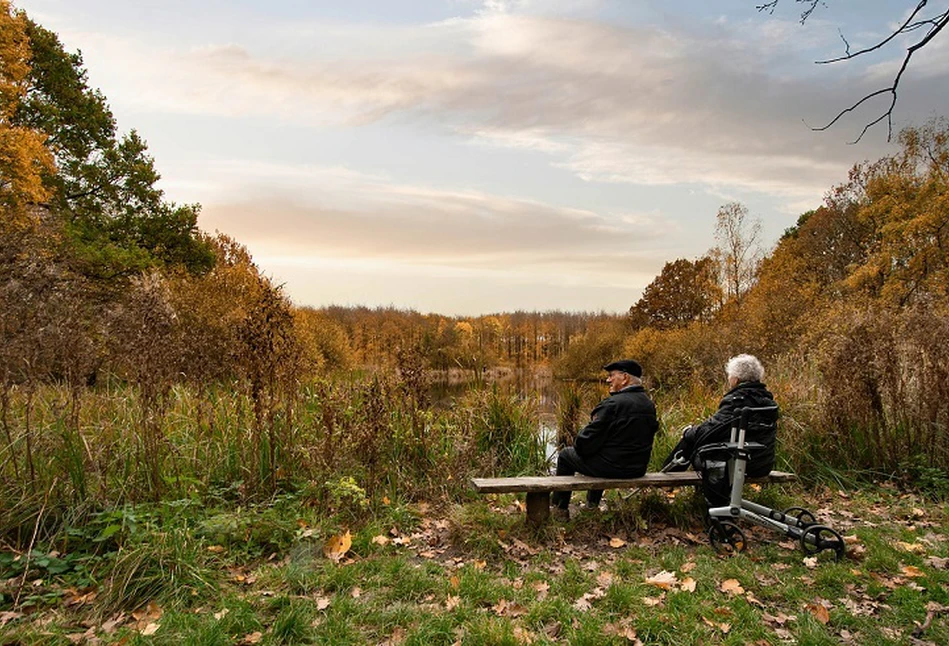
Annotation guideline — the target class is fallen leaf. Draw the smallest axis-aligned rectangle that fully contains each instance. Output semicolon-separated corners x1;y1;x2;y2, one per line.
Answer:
896;541;926;554
531;581;549;601
372;535;390;546
449;575;461;589
925;556;948;569
351;587;362;598
141;622;161;636
512;625;535;644
445;595;460;610
132;601;163;624
315;596;331;610
573;595;593;611
609;537;627;548
240;632;264;645
642;594;665;607
803;556;819;569
207;545;225;554
680;561;696;573
680;577;697;592
720;579;744;595
902;565;924;578
807;603;831;625
702;617;731;633
596;571;614;587
645;570;679;590
323;531;352;562
745;591;764;607
214;608;229;620
383;496;391;505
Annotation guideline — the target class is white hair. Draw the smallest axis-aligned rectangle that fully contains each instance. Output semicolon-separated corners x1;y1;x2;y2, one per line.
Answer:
725;354;764;383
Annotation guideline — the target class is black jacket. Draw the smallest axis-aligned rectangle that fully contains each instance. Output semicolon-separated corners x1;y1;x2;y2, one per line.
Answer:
574;385;658;478
680;381;779;477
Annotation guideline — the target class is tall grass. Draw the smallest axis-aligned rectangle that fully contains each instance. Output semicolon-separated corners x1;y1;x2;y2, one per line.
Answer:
0;373;546;546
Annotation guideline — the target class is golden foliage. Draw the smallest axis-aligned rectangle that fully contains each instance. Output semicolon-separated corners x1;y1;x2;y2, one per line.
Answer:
0;1;53;218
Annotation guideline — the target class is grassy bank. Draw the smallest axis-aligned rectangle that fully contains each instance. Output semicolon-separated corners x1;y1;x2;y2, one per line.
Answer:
2;484;947;644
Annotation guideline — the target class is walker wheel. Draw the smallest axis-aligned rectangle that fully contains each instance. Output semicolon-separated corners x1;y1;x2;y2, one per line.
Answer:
800;524;845;561
783;506;817;527
708;520;747;555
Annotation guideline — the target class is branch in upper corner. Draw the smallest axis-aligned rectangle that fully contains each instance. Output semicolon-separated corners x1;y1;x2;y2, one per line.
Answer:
811;11;949;143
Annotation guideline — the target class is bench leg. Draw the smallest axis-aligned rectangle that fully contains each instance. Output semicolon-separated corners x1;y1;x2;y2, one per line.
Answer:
525;491;550;525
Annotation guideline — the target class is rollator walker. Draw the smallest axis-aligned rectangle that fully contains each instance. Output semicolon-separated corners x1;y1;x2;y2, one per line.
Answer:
667;406;845;560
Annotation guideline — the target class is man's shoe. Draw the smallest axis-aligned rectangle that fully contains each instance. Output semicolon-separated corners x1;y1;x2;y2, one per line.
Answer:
551;507;570;522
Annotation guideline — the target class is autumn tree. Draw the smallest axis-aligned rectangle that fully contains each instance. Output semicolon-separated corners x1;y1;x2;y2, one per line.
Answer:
0;0;52;220
713;201;763;305
628;256;721;330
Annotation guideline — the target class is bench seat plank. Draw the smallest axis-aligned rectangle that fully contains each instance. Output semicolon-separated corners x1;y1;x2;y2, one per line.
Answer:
471;471;796;494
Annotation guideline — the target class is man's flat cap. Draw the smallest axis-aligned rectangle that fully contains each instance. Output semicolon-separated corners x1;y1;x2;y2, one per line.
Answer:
603;359;642;377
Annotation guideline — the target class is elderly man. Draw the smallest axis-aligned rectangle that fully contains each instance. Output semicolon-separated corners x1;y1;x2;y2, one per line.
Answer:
662;354;779;477
551;359;658;520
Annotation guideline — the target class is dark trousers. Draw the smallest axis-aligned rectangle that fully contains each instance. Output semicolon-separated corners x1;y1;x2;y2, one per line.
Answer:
551;447;604;510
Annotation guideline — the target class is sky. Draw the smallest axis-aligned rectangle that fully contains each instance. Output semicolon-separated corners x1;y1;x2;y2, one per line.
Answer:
15;0;949;315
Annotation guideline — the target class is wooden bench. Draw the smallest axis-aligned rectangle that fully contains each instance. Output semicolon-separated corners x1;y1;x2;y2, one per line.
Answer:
471;471;797;525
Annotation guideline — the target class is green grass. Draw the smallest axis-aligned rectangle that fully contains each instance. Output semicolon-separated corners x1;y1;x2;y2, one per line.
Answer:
6;484;946;645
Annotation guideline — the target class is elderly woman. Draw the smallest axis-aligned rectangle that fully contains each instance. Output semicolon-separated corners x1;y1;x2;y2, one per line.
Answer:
662;354;779;477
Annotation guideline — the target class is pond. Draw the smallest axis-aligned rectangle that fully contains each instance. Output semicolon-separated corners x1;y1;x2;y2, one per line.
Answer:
427;368;604;464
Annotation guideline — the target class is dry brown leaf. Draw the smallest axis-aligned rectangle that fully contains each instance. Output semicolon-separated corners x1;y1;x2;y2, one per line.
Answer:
323;531;352;562
474;560;487;570
807;603;831;625
596;571;614;587
445;595;460;611
720;579;744;595
207;545;225;554
132;601;163;624
240;631;264;645
702;617;731;633
902;565;924;578
351;587;362;598
642;594;665;607
744;591;764;607
897;541;926;554
573;596;593;611
645;570;679;590
513;625;535;644
315;596;331;610
372;535;390;546
680;577;697;592
925;556;948;569
141;622;161;636
213;608;229;620
532;581;549;601
680;561;696;573
609;537;627;548
803;556;819;569
449;575;461;589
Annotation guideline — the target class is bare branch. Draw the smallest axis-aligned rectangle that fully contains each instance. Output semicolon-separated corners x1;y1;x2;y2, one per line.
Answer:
811;10;949;143
756;1;822;23
816;1;929;64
